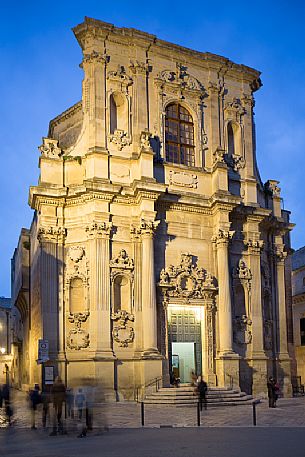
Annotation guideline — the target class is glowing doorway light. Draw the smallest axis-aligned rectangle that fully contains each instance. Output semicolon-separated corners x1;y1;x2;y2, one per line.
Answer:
168;305;203;322
0;347;6;354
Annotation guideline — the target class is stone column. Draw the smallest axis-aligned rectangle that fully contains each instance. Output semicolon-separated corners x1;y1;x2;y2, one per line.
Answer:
139;220;159;355
274;241;292;396
213;229;239;387
208;82;221;155
246;237;267;396
86;221;113;357
130;226;143;354
213;229;234;354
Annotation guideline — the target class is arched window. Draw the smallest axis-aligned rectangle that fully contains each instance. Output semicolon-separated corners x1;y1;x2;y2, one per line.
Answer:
165;103;195;166
227;121;241;157
228;122;235;156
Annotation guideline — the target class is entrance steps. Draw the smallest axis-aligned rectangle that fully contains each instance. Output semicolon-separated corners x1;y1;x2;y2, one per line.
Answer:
144;384;254;406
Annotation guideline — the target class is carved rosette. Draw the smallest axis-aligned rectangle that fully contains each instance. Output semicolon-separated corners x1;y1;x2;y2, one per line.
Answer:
39;137;62;159
67;311;90;350
111;310;135;347
37;226;66;244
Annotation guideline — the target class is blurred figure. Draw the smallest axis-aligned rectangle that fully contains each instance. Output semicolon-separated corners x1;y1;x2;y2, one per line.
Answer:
66;388;74;418
197;376;208;411
29;383;41;429
190;370;197;387
2;383;13;425
170;370;180;388
267;376;276;408
41;388;51;428
75;388;85;420
50;376;66;435
0;384;3;409
85;385;94;431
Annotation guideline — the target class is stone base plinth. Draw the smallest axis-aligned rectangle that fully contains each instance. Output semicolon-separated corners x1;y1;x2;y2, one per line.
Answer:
251;355;268;397
216;353;240;388
277;356;292;397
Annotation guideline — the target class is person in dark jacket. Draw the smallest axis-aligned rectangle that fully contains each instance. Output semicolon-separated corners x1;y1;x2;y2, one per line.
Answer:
29;384;41;429
197;376;208;411
41;389;51;428
50;377;66;435
267;377;277;408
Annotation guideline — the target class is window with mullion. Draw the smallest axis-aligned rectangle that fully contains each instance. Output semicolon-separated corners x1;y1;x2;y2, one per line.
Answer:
165;103;195;166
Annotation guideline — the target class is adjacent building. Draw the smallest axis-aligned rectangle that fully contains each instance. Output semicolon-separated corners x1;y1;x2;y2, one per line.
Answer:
12;17;295;399
292;247;305;384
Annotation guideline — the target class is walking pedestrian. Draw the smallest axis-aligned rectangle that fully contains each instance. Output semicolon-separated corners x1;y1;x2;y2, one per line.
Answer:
66;388;74;418
50;376;66;435
197;376;208;411
29;383;41;429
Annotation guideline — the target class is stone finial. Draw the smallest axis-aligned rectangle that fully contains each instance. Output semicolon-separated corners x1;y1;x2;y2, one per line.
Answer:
39;138;62;159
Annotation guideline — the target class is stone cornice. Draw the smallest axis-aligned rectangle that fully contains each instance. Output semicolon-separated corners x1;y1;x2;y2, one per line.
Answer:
72;17;261;90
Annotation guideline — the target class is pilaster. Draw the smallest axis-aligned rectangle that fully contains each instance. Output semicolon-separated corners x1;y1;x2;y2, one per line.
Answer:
86;221;114;359
274;240;292;396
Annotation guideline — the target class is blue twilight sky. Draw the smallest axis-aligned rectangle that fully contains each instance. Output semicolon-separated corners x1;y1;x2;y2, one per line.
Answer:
0;0;305;297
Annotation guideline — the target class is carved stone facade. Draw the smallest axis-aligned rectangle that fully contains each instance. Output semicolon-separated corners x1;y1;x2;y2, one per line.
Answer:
12;17;295;398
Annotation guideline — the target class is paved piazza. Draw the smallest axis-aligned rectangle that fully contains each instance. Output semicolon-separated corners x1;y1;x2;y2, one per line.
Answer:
2;392;305;456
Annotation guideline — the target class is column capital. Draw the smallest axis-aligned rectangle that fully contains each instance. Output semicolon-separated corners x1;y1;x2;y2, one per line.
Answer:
212;229;234;246
130;219;160;238
86;221;112;239
37;225;66;244
246;238;264;254
80;50;109;68
273;244;287;263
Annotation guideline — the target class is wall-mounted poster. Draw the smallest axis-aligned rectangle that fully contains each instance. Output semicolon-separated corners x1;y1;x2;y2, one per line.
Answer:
44;366;54;385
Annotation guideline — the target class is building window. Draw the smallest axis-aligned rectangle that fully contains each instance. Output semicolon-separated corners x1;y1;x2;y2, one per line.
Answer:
300;318;305;346
165;103;195;166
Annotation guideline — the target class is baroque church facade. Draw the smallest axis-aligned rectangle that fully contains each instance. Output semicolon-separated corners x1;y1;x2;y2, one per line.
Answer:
12;17;294;399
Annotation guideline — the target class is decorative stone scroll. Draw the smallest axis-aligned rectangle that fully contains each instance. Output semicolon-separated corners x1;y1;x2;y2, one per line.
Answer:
227;154;245;172
224;98;245;123
157;63;206;94
159;253;217;301
169;171;198;189
39;138;62;159
110;249;134;282
107;65;133;86
213;146;226;165
67;311;90;350
273;244;287;263
111;310;135;347
81;50;109;66
86;221;112;238
108;129;131;150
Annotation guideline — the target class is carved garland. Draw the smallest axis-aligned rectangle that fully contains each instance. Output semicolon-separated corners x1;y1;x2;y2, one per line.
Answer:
232;259;252;346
